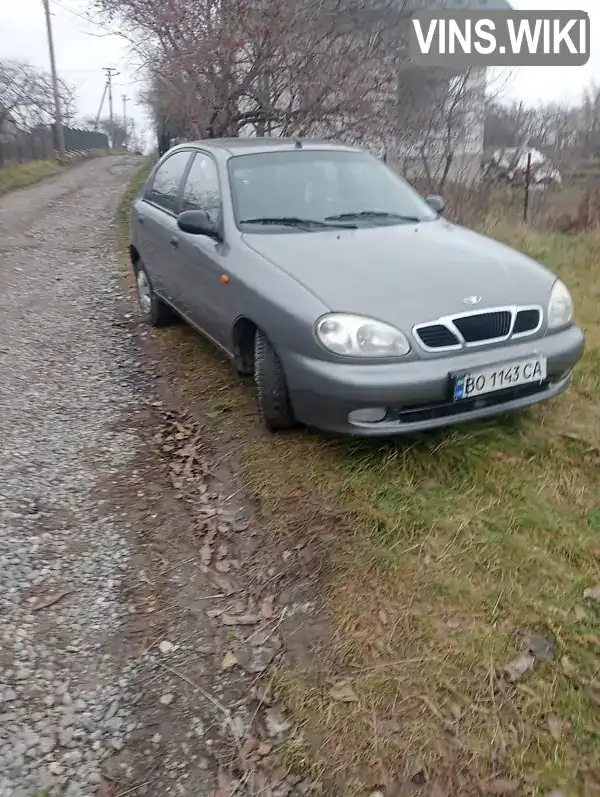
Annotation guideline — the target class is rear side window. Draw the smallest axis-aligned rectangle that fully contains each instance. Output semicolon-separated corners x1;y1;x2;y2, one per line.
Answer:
147;151;191;212
181;153;222;226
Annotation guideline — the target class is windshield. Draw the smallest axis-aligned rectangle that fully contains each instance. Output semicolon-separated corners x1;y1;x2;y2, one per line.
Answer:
227;149;439;232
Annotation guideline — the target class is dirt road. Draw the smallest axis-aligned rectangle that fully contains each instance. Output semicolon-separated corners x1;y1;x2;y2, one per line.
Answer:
0;156;313;797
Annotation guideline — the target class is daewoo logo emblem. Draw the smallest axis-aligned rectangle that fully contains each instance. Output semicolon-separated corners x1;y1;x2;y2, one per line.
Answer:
463;296;482;306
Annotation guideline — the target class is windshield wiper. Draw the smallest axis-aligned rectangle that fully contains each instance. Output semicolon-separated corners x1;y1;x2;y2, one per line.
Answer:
325;211;422;223
240;216;357;230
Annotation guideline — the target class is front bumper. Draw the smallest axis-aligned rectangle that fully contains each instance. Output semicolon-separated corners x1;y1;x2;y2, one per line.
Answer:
281;324;585;437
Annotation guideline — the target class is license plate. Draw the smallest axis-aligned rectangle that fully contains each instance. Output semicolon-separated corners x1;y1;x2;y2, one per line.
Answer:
452;355;547;401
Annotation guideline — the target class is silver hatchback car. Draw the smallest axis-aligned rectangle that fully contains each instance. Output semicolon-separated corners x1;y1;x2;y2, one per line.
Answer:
129;138;584;437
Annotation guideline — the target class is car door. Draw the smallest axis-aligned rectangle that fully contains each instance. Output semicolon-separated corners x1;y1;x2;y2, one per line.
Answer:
176;151;230;346
135;149;193;304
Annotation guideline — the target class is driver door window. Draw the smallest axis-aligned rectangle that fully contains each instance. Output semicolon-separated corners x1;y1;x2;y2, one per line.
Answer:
181;153;222;226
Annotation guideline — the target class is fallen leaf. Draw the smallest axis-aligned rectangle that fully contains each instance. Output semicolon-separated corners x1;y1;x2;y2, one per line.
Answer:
483;778;521;795
547;714;563;741
200;543;212;566
260;595;275;619
216;543;228;560
209;573;239;595
503;652;535;682
256;742;272;756
215;559;232;573
561;656;578;678
235;645;278;673
221;651;238;669
239;735;258;769
378;608;388;625
264;707;293;736
575;606;589;621
98;779;114;797
583;586;600;601
213;768;235;797
329;680;359;702
251;685;273;706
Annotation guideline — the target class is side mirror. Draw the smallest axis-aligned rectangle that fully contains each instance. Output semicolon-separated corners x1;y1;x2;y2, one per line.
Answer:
425;195;445;215
177;209;221;241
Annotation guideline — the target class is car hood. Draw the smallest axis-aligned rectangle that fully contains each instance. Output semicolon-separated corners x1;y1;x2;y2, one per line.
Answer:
242;220;556;328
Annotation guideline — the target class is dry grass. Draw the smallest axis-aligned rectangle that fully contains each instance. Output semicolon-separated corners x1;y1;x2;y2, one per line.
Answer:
0;158;67;194
117;170;600;795
0;149;122;195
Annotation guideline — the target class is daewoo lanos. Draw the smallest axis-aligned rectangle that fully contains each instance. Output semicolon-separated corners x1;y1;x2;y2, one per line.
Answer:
129;138;584;436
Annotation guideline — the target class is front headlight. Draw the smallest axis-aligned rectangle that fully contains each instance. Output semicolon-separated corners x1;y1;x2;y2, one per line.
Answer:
315;313;410;358
548;280;573;329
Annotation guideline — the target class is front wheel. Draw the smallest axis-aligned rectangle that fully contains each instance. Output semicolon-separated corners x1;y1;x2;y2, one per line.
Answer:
135;262;174;327
254;330;295;431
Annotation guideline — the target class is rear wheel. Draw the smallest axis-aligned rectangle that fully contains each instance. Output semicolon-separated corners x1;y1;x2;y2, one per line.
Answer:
135;261;174;326
254;330;295;431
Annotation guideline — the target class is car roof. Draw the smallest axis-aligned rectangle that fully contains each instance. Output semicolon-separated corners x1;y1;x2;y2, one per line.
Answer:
171;138;364;158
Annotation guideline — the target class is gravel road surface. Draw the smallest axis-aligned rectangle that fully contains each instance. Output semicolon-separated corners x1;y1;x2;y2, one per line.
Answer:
1;156;146;796
0;156;315;797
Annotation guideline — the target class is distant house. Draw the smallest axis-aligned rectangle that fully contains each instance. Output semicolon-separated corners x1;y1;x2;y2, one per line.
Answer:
237;0;511;184
389;0;513;185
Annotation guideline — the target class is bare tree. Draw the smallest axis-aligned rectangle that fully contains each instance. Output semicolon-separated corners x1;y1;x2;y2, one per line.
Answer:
0;60;76;131
84;115;131;148
96;0;414;146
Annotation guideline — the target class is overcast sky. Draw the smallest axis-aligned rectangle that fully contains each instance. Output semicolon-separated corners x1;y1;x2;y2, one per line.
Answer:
1;0;598;150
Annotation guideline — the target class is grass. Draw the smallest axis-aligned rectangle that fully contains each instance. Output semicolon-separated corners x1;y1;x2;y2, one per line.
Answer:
117;172;600;794
0;158;68;194
0;149;120;195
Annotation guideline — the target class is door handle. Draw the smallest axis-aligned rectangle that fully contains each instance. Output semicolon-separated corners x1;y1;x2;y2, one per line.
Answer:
170;236;179;248
136;213;145;224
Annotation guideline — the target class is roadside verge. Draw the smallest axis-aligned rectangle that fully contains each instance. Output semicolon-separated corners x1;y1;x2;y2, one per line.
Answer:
116;168;600;796
0;148;123;195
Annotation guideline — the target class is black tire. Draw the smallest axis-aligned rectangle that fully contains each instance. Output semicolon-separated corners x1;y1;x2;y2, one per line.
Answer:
254;330;295;431
134;260;174;327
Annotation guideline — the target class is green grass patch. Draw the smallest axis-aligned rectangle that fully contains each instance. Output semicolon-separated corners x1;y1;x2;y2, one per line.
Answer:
242;231;600;793
116;169;600;793
0;149;120;195
0;158;67;193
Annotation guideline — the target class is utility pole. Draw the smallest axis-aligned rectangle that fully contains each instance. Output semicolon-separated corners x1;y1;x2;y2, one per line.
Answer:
103;67;119;147
122;94;128;149
95;81;108;131
41;0;65;157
